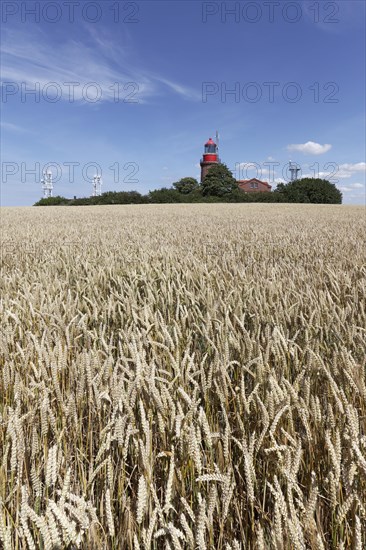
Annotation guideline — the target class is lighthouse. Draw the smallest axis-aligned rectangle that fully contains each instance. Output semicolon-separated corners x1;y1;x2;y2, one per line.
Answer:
200;137;220;182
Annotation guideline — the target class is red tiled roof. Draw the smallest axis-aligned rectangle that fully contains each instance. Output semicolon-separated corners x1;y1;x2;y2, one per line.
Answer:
237;178;272;188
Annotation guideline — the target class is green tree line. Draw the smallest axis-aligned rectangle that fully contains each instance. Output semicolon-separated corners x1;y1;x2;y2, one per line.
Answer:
34;164;342;206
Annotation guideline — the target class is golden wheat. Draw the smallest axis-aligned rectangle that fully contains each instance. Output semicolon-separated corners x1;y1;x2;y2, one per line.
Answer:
0;203;365;549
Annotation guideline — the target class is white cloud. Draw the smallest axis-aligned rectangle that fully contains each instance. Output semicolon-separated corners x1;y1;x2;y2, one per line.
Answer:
337;162;366;178
1;28;200;104
301;171;337;179
339;162;366;172
330;163;366;179
0;121;31;133
287;141;332;155
153;76;201;101
339;183;365;193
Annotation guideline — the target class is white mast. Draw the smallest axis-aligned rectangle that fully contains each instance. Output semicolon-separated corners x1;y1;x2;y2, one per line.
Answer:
289;160;300;182
92;174;102;196
41;170;53;198
216;130;220;162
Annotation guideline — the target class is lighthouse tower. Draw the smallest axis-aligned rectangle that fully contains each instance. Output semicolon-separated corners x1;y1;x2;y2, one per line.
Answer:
200;137;220;182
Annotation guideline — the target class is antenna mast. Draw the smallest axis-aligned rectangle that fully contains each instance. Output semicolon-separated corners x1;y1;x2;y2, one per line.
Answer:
92;174;102;197
216;130;220;162
41;170;53;198
289;160;300;182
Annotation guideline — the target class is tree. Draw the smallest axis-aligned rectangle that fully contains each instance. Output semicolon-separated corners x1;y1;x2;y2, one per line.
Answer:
275;178;342;204
148;188;182;203
201;163;238;197
172;177;199;194
34;195;70;206
95;191;146;204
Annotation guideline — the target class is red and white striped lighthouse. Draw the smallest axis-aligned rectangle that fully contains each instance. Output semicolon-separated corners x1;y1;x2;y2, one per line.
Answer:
200;137;220;182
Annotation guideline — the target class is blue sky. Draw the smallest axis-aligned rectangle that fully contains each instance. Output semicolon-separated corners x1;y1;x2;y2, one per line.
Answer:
1;0;365;206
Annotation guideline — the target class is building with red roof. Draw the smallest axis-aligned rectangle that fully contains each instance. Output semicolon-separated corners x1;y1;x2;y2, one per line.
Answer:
237;178;272;193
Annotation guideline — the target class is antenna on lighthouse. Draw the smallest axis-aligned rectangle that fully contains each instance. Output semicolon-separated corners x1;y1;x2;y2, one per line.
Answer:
41;170;53;198
216;130;220;162
92;174;102;197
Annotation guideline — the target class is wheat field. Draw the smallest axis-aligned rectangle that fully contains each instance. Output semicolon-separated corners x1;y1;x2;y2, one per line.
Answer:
0;203;365;549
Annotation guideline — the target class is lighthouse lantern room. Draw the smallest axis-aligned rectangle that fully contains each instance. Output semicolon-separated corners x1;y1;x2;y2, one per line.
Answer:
200;137;220;182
